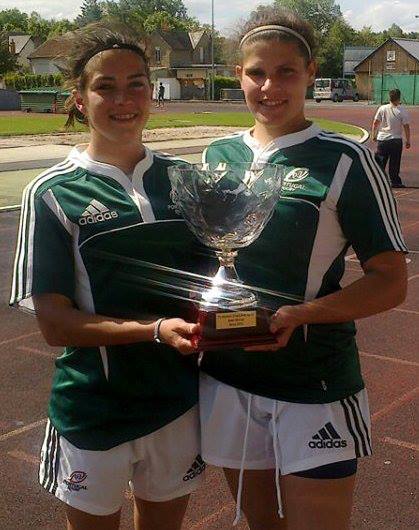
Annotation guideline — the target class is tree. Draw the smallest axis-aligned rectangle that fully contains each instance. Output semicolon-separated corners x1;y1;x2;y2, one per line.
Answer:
0;9;29;32
0;33;18;74
76;0;103;27
273;0;342;35
102;0;193;32
27;12;52;41
48;20;77;38
143;12;191;33
353;26;382;48
384;23;404;39
317;17;355;77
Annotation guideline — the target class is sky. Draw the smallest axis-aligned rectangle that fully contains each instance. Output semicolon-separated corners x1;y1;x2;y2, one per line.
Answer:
1;0;419;35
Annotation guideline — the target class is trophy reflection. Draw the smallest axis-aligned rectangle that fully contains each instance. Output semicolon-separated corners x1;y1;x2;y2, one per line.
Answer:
168;162;284;350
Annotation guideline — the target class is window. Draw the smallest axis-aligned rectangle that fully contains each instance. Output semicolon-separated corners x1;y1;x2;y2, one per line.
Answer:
387;50;396;61
155;47;161;63
199;47;204;62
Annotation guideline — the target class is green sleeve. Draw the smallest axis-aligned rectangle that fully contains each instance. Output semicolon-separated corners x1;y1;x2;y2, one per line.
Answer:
31;194;75;299
337;151;407;264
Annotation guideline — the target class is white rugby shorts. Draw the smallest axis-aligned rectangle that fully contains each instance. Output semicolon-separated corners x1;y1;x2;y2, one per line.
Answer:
200;374;372;474
39;406;205;516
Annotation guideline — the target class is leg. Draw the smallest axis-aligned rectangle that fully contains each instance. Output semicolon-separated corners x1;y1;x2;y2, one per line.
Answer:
375;140;390;175
134;494;190;530
131;407;202;530
223;468;287;530
66;505;121;530
388;139;403;186
281;473;356;530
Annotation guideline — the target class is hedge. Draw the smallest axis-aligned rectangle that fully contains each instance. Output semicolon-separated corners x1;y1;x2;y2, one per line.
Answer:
214;76;240;100
4;73;63;91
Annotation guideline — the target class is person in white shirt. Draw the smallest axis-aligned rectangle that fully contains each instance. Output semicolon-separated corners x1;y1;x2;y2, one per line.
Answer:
372;89;411;188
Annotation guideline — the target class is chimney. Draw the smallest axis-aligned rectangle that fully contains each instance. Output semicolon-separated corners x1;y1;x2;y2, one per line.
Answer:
9;38;16;55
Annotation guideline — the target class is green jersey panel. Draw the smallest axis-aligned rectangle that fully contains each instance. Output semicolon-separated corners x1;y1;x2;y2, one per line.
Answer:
200;127;407;403
10;148;200;450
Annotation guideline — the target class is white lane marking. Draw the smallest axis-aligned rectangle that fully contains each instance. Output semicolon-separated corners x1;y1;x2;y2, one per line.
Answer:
372;387;419;422
188;504;235;530
0;418;47;442
381;437;419;452
392;307;419;316
17;346;55;359
0;331;40;347
359;351;419;367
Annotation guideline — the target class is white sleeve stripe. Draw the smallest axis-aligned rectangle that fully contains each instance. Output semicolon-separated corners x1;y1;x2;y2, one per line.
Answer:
43;189;75;235
317;133;407;252
342;133;406;250
10;161;77;304
362;145;406;247
320;132;406;251
201;147;208;163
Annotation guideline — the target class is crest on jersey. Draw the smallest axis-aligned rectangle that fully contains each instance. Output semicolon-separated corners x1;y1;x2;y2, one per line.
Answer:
284;168;309;182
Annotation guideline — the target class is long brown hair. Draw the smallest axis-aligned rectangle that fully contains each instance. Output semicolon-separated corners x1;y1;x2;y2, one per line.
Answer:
57;22;149;128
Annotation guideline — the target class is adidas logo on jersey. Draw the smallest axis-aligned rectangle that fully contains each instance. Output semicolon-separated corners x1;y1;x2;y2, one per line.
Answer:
78;199;118;225
308;422;348;449
183;454;206;481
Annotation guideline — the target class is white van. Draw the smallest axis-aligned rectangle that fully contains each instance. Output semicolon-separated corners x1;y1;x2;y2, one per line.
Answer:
314;78;359;102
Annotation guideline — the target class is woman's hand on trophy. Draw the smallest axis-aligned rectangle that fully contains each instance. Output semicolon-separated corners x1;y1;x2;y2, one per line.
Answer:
158;318;201;355
244;306;302;352
269;305;303;347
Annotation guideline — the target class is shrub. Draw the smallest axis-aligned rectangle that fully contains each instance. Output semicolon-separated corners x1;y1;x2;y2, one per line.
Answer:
213;75;240;100
4;73;63;90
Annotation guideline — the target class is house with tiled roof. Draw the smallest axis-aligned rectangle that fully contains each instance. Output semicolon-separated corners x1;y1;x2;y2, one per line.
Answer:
149;29;232;99
27;37;69;74
8;33;42;70
27;29;232;98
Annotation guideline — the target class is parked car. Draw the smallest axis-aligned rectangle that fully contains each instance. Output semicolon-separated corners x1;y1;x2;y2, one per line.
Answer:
314;78;359;102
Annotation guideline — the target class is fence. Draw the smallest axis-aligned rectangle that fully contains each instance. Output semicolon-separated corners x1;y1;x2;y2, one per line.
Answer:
373;73;419;105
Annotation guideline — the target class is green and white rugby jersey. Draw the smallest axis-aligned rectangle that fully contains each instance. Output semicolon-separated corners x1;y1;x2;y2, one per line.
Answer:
10;146;201;450
200;123;407;403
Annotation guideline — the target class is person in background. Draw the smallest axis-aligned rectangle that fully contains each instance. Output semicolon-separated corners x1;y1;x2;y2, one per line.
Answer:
372;88;411;188
156;82;165;108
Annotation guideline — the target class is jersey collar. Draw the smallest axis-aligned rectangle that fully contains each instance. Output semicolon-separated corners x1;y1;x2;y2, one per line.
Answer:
68;144;156;221
243;122;321;161
68;144;154;187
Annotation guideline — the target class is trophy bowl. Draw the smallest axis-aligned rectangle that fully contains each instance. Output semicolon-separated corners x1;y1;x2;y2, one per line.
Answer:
168;161;284;350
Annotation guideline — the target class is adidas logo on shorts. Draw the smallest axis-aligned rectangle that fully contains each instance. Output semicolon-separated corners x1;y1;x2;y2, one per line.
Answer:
78;199;118;225
183;454;206;481
308;422;348;449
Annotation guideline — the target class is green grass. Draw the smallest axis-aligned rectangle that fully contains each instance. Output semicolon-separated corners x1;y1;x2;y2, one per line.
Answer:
0;112;362;137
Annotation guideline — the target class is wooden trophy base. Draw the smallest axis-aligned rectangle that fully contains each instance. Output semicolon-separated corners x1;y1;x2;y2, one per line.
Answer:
195;305;276;351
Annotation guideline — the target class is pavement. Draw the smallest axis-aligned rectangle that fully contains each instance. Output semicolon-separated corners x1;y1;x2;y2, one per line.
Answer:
0;131;365;172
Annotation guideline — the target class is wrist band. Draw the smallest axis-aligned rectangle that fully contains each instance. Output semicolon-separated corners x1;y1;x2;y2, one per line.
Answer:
153;317;166;344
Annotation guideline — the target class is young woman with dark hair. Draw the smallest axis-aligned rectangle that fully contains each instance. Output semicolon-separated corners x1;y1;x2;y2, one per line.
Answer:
10;22;203;530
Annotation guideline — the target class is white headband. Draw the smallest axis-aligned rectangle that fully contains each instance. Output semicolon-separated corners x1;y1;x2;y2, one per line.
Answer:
239;25;312;59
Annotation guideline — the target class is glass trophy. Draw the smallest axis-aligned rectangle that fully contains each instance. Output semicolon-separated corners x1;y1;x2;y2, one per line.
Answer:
168;161;284;350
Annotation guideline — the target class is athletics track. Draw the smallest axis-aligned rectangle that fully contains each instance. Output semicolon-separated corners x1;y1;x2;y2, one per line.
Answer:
0;105;417;529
